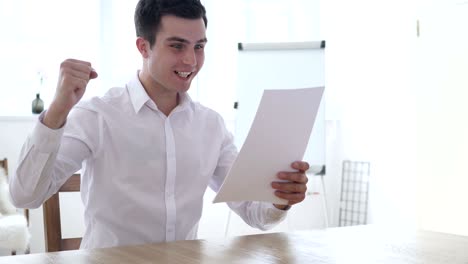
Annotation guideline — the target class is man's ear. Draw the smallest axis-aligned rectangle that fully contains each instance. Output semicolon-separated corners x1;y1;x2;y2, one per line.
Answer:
136;37;150;58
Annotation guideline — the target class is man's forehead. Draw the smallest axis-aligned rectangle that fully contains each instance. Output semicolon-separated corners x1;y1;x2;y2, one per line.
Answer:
158;15;206;38
165;36;208;43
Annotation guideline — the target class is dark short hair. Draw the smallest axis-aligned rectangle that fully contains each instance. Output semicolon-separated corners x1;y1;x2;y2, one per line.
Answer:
134;0;207;48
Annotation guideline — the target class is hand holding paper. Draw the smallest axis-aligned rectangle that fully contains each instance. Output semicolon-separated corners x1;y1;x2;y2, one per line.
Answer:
213;87;324;205
271;161;310;209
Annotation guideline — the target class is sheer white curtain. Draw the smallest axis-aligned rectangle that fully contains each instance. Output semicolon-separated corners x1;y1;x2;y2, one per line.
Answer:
0;0;102;115
0;0;144;116
0;0;319;117
96;0;140;95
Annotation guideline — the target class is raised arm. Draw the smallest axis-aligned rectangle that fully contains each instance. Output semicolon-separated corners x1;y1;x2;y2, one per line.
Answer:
9;59;98;208
44;59;98;129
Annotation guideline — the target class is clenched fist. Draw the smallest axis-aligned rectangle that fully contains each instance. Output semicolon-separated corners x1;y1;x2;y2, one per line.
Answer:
44;59;98;129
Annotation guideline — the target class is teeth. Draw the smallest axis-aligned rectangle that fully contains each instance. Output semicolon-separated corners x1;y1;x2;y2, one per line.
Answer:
176;71;191;78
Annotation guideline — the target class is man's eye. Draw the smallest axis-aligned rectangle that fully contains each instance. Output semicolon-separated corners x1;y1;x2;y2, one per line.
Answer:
195;44;204;50
171;44;183;49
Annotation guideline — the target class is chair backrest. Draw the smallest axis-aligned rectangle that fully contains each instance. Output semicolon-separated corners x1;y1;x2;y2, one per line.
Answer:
43;173;81;252
0;158;8;174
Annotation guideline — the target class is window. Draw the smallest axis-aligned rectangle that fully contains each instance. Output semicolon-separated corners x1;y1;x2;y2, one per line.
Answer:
0;0;101;115
0;0;318;116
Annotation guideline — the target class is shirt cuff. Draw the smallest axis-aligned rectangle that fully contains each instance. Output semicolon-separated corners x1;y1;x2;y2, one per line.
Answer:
31;111;65;153
268;203;291;211
265;203;289;220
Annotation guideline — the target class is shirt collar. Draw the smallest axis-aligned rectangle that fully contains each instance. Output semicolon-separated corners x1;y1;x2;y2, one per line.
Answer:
127;71;194;116
127;71;151;113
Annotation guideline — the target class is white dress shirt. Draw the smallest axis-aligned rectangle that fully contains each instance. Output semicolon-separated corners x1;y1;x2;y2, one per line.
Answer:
9;73;287;249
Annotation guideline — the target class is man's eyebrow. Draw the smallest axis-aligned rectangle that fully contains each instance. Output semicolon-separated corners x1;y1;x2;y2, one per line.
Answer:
166;37;208;43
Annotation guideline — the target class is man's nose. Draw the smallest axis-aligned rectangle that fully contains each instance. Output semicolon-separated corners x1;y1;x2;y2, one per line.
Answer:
182;49;197;66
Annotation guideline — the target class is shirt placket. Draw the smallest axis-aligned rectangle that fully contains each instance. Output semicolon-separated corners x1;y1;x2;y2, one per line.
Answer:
164;117;177;241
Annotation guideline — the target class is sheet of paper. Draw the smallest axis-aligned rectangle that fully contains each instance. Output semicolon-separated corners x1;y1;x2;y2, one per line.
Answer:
213;87;325;205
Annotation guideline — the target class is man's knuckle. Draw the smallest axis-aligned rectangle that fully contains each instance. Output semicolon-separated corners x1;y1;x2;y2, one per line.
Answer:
299;193;306;201
294;185;302;192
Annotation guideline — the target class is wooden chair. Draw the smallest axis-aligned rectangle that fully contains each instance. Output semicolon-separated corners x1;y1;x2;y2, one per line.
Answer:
0;158;8;175
42;174;82;252
0;158;30;255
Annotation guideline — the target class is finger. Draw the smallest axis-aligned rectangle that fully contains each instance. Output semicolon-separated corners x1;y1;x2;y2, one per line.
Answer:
69;63;94;77
89;68;98;79
277;172;308;184
61;59;96;79
292;161;309;172
72;78;90;91
61;66;91;81
58;76;88;94
271;182;307;193
62;59;90;71
64;58;92;66
274;191;306;204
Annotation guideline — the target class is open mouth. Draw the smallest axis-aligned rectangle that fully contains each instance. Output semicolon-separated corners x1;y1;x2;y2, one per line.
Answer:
175;71;193;79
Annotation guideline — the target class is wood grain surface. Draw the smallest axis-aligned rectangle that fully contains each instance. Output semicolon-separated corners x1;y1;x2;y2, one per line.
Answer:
1;225;468;263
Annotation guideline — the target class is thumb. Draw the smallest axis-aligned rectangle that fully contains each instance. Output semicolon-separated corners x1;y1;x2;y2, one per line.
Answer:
89;68;98;79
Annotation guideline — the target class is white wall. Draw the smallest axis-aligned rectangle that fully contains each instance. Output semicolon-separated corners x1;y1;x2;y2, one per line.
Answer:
415;2;468;236
324;0;468;234
322;0;419;226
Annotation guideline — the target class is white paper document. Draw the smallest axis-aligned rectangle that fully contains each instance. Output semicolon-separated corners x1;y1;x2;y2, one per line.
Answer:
213;87;325;205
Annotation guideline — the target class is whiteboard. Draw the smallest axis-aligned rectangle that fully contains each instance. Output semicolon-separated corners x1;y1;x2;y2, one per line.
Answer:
234;41;325;169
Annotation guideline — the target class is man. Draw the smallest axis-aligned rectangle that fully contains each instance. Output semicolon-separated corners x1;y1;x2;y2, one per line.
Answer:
10;0;309;249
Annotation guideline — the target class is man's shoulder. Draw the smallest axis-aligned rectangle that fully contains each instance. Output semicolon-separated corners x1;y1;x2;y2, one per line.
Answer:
191;101;223;119
75;87;127;112
189;101;230;131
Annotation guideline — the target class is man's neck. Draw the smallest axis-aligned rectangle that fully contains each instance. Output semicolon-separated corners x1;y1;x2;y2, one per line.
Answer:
154;92;179;116
138;72;179;116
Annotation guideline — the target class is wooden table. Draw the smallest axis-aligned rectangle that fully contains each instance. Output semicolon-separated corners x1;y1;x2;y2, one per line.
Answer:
2;225;468;263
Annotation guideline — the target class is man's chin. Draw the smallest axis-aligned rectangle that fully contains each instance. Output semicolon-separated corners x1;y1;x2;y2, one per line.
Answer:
179;82;193;92
172;85;190;94
169;78;194;93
